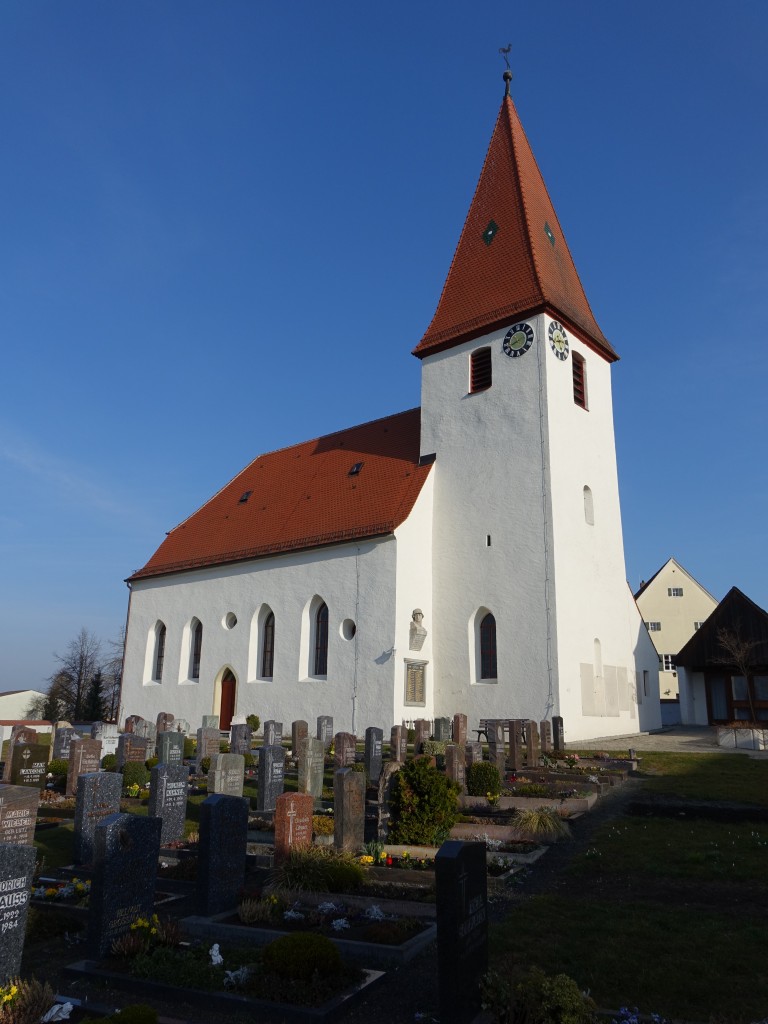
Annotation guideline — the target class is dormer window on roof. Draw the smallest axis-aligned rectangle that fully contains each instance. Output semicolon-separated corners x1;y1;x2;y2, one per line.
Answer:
239;490;253;503
348;462;364;477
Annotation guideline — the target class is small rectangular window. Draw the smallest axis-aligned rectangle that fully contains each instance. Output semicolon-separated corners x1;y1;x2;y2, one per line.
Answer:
645;621;661;632
572;352;587;409
668;587;683;597
694;621;704;631
663;654;675;671
470;348;492;393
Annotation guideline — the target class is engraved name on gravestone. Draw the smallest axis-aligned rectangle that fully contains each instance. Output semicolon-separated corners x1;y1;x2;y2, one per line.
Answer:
256;745;285;812
88;813;161;957
74;772;123;865
157;731;184;766
434;717;452;742
291;720;308;755
196;728;221;772
445;744;466;793
202;716;219;730
263;720;283;747
148;763;190;845
229;723;251;757
10;744;48;789
0;843;37;984
2;729;38;782
52;724;76;761
364;727;383;784
209;753;245;797
436;841;488;1024
390;725;407;763
117;734;149;770
66;738;102;798
298;737;325;806
91;722;119;757
274;792;313;864
334;732;356;768
197;794;248;916
333;768;365;853
0;786;39;846
453;714;468;746
317;716;333;750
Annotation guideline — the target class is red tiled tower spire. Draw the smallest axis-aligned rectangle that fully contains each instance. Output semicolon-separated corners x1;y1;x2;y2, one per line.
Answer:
413;91;616;362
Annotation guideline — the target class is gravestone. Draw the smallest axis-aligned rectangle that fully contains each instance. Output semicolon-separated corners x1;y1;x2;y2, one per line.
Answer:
414;718;430;754
435;841;488;1024
148;763;190;845
195;727;220;772
116;734;149;770
202;715;219;729
524;720;540;766
364;727;383;784
155;711;175;737
133;719;157;745
256;745;285;812
507;720;523;772
52;723;76;761
88;813;161;957
316;715;333;750
2;728;38;782
552;716;565;752
157;730;184;766
74;772;122;865
0;785;39;845
291;720;308;755
197;794;248;915
229;723;251;757
486;721;506;774
263;720;283;747
333;768;365;853
465;741;483;767
91;722;119;757
390;725;407;762
0;843;37;984
274;792;313;864
334;732;356;767
453;713;468;746
9;744;48;788
209;753;245;797
66;738;102;797
434;717;452;742
540;719;553;755
376;762;400;840
445;744;466;793
171;718;190;736
298;737;325;806
123;714;142;733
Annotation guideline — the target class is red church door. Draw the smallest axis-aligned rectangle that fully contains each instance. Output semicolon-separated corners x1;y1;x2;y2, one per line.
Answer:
219;671;236;731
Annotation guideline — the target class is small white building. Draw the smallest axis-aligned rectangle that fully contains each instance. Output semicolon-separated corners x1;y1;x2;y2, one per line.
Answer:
120;79;660;742
0;689;47;722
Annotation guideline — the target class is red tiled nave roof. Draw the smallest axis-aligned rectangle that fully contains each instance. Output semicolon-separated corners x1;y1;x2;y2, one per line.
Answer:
129;409;431;580
413;94;617;362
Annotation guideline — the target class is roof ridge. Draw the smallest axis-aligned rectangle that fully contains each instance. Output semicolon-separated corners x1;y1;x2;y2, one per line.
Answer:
504;97;545;310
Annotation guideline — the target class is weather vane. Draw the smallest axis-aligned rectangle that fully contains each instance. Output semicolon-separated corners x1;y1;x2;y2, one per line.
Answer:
499;43;513;96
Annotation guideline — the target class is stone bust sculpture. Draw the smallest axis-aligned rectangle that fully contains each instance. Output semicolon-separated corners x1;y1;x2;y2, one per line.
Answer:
409;608;427;651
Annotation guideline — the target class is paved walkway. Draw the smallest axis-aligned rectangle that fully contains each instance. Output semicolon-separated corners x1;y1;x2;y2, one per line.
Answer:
566;724;768;758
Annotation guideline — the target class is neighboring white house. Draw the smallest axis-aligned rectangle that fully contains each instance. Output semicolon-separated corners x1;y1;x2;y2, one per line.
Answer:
0;689;47;722
119;78;661;743
634;558;719;706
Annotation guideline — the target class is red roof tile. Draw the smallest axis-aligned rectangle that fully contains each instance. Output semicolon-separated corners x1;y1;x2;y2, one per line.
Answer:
413;95;616;361
129;409;431;581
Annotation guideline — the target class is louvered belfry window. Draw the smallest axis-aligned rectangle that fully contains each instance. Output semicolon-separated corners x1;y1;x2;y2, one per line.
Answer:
572;352;587;409
470;347;492;393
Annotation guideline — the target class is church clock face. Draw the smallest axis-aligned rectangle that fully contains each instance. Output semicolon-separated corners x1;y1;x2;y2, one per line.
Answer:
548;321;569;360
503;322;534;358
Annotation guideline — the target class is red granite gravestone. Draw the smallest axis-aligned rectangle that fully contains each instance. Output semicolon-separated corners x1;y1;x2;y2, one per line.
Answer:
66;738;102;797
453;713;468;746
274;792;313;864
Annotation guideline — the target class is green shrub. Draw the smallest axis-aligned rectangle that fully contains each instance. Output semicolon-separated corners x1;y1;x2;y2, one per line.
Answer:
199;757;211;775
350;762;366;775
388;756;460;845
0;976;56;1024
246;714;261;734
145;756;159;770
513;807;571;841
47;758;68;778
262;932;342;982
270;846;364;892
481;963;596;1024
183;737;195;759
101;753;118;771
219;741;230;753
422;740;446;756
514;783;552;798
243;752;255;768
467;761;502;797
407;728;416;744
312;814;334;836
121;762;150;789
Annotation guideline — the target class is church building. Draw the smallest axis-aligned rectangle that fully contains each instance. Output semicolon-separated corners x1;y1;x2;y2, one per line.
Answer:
120;76;661;742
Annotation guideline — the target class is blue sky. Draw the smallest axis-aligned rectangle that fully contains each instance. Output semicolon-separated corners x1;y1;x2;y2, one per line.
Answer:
1;1;766;692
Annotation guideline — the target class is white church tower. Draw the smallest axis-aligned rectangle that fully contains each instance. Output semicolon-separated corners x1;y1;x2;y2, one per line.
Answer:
415;75;658;738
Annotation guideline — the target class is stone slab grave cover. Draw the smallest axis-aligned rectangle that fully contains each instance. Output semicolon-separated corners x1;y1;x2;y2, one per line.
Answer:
256;744;285;812
52;723;76;761
291;719;308;755
74;772;123;865
196;727;221;772
2;728;38;782
274;792;313;864
262;720;283;747
0;785;39;846
91;722;119;757
9;743;48;788
334;731;356;767
66;738;102;797
453;713;468;746
197;794;248;916
436;841;488;1024
209;753;245;797
116;734;149;770
0;842;37;984
390;725;407;762
88;813;162;957
333;768;365;853
148;763;190;845
317;715;333;750
365;726;383;784
229;723;251;757
202;715;219;730
298;736;325;806
157;730;185;766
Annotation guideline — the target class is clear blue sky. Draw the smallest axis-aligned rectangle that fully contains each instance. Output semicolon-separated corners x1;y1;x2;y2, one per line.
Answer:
1;1;766;692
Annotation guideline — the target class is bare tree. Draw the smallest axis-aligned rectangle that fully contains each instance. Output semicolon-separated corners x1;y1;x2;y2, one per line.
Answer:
25;672;69;722
50;628;102;721
716;624;761;723
102;627;125;723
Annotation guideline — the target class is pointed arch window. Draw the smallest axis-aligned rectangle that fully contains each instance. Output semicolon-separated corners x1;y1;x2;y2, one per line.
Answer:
153;623;166;682
583;485;594;525
470;347;492;393
572;352;587;409
480;613;497;679
190;619;203;680
314;602;329;676
261;612;275;679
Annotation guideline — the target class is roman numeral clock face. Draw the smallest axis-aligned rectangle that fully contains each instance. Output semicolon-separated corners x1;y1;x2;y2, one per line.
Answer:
548;321;569;360
502;322;534;357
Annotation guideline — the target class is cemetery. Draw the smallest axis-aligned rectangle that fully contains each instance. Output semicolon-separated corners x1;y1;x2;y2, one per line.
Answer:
1;713;767;1023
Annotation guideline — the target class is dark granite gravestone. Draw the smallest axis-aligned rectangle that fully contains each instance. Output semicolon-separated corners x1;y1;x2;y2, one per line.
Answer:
453;713;468;746
552;716;565;751
88;813;162;957
333;768;365;853
298;737;325;806
263;720;283;747
435;841;488;1024
390;725;407;762
316;715;333;750
0;842;37;984
66;738;102;797
148;763;190;845
209;753;245;797
157;730;184;766
465;741;483;767
445;744;466;793
9;744;48;788
540;719;553;754
507;719;523;772
0;785;39;845
195;728;221;772
229;723;251;757
333;732;356;767
52;724;76;761
291;720;308;755
524;720;540;766
202;715;219;729
74;772;123;865
91;722;119;757
197;794;248;915
364;727;383;783
434;717;452;742
274;792;313;864
116;734;149;770
256;744;285;812
2;729;38;782
414;718;430;754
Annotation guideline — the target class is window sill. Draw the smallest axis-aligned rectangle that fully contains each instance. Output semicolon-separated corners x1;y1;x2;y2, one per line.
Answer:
246;677;273;684
301;676;328;683
143;680;162;687
178;679;199;686
472;678;498;685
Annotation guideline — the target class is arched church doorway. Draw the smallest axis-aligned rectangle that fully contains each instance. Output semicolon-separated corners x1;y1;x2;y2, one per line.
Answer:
219;669;236;730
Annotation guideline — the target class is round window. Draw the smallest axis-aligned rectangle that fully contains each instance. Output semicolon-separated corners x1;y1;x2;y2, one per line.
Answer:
223;612;238;630
340;618;357;641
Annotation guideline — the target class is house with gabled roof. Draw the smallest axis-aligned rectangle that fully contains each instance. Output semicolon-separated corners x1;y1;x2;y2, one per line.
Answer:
119;74;660;742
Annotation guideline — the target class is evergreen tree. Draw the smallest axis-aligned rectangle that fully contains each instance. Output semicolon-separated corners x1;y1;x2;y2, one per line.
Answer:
83;668;106;722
